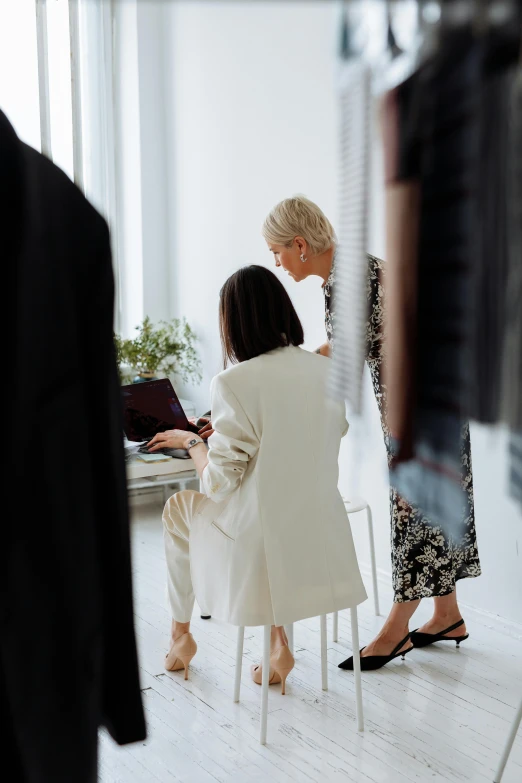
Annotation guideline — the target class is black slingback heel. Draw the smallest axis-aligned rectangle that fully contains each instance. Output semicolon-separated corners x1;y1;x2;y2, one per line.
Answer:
338;632;413;671
410;618;469;648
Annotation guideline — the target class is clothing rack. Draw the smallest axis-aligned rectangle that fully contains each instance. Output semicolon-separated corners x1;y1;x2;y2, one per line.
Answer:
343;0;521;94
337;3;522;779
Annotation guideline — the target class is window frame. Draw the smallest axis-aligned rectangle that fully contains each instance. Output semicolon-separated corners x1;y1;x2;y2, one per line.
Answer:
34;0;121;331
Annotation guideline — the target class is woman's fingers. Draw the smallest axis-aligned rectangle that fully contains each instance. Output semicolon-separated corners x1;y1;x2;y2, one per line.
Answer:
147;432;169;450
147;443;165;452
199;427;214;440
147;434;164;446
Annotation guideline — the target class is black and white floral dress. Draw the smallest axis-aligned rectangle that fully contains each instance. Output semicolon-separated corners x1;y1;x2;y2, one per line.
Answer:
324;255;481;602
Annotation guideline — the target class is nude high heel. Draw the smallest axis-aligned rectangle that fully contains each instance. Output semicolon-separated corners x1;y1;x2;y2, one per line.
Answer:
165;632;197;679
251;644;295;695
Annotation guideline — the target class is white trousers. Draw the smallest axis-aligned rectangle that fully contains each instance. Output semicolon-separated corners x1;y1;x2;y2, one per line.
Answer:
163;490;207;623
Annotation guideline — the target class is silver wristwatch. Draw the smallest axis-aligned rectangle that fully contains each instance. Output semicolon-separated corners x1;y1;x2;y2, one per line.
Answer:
186;436;203;450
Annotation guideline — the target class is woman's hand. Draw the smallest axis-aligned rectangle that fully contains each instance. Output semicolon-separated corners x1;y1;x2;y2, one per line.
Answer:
147;429;192;452
314;342;331;357
198;419;215;440
188;416;214;440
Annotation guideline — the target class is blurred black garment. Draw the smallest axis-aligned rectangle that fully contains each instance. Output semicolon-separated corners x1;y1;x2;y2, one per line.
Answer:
470;33;521;426
366;258;480;600
384;30;479;534
387;21;522;526
501;68;522;434
325;253;480;596
381;77;420;464
0;111;145;783
505;70;522;508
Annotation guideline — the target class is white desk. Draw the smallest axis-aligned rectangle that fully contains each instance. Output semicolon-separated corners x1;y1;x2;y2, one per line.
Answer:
126;451;198;501
126;455;196;481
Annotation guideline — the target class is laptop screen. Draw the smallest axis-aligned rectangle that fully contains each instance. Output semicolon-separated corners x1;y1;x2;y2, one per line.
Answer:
121;378;190;442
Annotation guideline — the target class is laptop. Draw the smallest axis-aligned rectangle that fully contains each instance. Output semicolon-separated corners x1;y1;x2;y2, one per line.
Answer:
121;378;199;454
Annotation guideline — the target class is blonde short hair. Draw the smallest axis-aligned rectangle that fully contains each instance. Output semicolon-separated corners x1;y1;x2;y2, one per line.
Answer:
262;195;336;257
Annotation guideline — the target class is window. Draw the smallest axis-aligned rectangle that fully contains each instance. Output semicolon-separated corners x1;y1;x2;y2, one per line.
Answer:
0;0;120;329
0;0;41;151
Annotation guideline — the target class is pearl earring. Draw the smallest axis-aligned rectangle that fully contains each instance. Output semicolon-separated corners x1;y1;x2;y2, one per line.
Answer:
300;254;307;263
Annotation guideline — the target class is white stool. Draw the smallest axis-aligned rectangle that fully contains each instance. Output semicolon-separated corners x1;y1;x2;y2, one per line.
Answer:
332;496;379;643
234;609;364;745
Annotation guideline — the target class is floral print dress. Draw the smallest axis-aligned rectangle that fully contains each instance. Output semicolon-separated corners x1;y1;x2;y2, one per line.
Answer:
324;255;481;602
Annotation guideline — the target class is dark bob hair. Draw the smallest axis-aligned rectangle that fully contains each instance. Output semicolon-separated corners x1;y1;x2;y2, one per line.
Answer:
219;265;304;365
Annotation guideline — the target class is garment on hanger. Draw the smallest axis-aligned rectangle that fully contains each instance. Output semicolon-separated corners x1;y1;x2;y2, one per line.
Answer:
469;25;522;427
331;0;431;413
385;26;480;534
505;67;522;510
329;6;371;412
384;13;522;523
335;4;522;517
381;74;420;464
501;67;522;434
366;256;480;597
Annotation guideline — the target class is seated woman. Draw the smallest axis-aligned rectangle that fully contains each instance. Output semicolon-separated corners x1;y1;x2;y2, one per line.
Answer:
147;265;367;690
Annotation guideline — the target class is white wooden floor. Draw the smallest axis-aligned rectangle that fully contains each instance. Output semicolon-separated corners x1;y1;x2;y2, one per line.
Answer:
99;499;522;783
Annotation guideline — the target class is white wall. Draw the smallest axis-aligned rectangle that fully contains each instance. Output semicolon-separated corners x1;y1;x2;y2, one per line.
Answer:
165;0;339;409
135;0;522;629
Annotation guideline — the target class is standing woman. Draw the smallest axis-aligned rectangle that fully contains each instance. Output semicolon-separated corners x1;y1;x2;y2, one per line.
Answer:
263;196;481;670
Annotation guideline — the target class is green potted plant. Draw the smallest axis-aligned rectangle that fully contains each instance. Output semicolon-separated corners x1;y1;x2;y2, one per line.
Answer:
114;316;202;385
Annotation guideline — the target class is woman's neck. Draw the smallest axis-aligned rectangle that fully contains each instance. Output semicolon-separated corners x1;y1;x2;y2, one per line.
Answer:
309;246;334;284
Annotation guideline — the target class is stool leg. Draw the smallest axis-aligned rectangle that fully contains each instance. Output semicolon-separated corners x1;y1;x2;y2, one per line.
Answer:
320;614;328;691
350;606;364;731
366;505;380;616
234;627;245;703
285;624;294;655
260;625;271;745
333;611;339;643
494;697;522;782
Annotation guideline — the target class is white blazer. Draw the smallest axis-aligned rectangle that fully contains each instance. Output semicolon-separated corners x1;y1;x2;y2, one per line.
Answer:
190;345;367;627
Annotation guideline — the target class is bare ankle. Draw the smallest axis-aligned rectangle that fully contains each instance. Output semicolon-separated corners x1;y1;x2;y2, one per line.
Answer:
432;608;462;622
432;592;460;621
379;623;410;641
172;620;191;641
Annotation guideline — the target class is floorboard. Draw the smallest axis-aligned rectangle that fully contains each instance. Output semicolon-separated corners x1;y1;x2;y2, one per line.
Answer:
99;500;522;783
